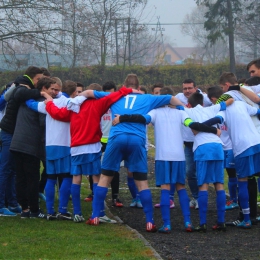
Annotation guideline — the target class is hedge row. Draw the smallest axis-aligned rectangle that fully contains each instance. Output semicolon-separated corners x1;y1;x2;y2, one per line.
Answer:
0;63;249;91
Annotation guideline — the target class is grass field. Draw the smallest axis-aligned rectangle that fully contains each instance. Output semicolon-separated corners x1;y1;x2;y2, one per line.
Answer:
0;184;157;260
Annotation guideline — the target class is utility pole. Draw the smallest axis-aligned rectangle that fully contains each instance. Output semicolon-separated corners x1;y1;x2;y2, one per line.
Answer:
115;19;119;65
127;17;131;66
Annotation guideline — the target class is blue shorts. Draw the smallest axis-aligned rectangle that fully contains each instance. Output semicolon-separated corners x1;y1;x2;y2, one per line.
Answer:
155;161;186;186
102;134;147;173
224;149;235;169
71;152;101;176
46;155;71;174
196;160;224;186
235;152;260;178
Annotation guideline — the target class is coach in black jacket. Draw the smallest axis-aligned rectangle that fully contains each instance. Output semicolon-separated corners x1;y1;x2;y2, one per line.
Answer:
11;77;58;218
0;66;43;217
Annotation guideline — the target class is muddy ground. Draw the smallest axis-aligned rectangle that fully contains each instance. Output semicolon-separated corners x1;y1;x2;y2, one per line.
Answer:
106;157;260;260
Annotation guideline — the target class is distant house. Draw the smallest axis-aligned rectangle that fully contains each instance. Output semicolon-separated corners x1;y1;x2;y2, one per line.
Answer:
163;44;199;65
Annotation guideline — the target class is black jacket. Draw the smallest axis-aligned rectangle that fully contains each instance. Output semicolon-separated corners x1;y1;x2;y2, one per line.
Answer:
10;96;46;159
0;76;41;134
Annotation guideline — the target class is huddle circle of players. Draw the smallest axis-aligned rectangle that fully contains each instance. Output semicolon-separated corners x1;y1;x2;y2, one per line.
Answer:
0;60;260;233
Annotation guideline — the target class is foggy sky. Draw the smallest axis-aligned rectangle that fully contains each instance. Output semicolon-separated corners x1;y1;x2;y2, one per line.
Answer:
143;0;197;47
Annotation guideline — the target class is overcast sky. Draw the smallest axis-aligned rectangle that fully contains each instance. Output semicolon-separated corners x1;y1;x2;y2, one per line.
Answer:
143;0;197;47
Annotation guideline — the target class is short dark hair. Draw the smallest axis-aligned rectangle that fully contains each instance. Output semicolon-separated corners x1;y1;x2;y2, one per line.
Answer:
140;86;147;94
62;80;77;96
160;87;173;95
103;81;116;92
238;78;246;85
40;67;51;77
37;77;56;91
182;79;196;87
246;58;260;71
76;82;84;88
245;76;260;86
219;72;237;85
152;83;164;92
24;66;43;79
207;86;223;100
188;92;203;107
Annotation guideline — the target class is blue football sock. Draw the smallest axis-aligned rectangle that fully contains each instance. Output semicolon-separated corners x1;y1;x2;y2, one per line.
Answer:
58;178;72;214
139;189;154;223
45;179;57;214
178;188;191;224
93;183;98;195
170;183;175;201
228;177;238;203
71;184;81;215
127;177;137;199
91;186;108;219
238;181;250;221
160;189;170;226
216;190;225;224
198;190;208;225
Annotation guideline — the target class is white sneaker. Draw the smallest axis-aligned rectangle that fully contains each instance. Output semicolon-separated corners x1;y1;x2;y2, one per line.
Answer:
73;214;85;223
99;215;117;224
189;199;199;209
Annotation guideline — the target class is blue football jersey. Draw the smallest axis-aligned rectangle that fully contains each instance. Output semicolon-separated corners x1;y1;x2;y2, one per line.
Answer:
109;93;171;139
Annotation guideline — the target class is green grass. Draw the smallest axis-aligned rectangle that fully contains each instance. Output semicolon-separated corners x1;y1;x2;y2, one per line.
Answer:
0;184;157;260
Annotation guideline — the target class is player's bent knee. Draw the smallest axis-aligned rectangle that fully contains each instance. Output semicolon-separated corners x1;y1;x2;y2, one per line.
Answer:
102;169;115;177
133;172;147;181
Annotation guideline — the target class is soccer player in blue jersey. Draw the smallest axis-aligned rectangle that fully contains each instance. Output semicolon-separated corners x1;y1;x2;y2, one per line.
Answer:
86;74;185;232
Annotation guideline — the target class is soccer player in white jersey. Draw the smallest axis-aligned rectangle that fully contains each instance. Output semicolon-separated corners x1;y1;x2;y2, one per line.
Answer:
175;79;212;210
179;92;234;232
217;72;260;226
207;86;239;211
205;90;260;228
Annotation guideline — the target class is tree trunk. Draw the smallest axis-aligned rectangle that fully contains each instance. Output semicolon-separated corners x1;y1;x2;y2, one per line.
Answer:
227;0;236;73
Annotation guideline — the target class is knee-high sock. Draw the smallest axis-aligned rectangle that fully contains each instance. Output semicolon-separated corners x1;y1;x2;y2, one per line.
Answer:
127;177;137;199
198;190;208;225
58;178;72;214
71;184;81;215
216;190;225;224
92;183;105;217
170;183;175;201
178;189;191;224
160;189;170;226
238;181;250;221
228;177;238;203
139;189;154;223
248;177;257;219
45;179;57;214
91;186;108;219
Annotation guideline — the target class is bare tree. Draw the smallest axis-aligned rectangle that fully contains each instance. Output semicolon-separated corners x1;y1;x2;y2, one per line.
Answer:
181;5;229;64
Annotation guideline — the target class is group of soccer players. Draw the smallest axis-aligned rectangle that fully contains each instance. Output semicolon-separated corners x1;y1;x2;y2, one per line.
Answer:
0;59;260;234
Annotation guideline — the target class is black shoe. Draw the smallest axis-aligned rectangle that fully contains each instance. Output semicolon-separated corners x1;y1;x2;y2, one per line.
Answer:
195;224;207;233
212;223;226;231
251;218;258;225
57;212;73;221
30;209;47;219
225;219;242;226
21;210;30;219
46;212;57;221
